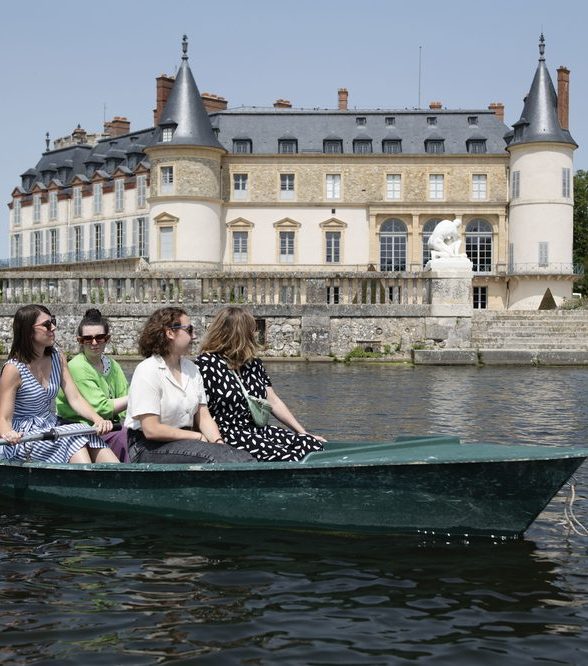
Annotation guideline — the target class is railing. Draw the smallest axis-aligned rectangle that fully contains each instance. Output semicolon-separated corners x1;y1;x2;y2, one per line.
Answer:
0;272;429;306
506;263;584;275
7;248;149;268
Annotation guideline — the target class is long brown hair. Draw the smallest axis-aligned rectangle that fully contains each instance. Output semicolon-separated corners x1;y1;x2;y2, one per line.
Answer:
9;304;54;363
199;307;258;369
138;307;187;358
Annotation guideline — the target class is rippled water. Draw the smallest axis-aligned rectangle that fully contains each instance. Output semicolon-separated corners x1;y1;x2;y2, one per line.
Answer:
1;364;588;664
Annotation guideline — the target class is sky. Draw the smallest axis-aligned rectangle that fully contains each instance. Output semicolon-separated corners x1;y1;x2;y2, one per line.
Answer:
1;0;587;259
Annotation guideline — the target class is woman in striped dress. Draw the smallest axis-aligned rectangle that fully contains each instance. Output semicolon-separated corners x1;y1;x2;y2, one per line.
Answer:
0;304;119;464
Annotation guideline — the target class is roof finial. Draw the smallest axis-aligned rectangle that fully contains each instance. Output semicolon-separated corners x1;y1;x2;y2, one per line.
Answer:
539;32;545;61
182;34;188;60
45;132;50;151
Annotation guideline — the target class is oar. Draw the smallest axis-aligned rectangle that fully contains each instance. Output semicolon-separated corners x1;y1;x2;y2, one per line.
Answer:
0;422;121;446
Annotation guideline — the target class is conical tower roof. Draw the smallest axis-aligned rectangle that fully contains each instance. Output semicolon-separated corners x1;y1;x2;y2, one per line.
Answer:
156;35;224;150
508;34;576;148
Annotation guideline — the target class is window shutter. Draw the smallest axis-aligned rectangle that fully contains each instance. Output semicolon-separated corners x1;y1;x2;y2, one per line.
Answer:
67;225;74;257
110;221;116;258
122;219;127;257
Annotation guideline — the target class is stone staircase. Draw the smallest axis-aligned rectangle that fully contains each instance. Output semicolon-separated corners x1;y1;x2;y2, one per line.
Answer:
471;310;588;350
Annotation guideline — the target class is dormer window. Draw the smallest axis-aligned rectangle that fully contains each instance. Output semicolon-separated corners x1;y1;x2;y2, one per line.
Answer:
278;139;298;154
356;117;367;126
425;139;445;154
427;116;437;126
467;139;487;154
323;139;343;154
233;139;252;154
353;139;372;154
385;117;396;126
468;115;478;126
382;139;402;154
162;127;174;143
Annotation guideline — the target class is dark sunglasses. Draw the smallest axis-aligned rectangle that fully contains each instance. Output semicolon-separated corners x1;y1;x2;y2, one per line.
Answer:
168;324;194;336
78;334;110;344
34;316;57;330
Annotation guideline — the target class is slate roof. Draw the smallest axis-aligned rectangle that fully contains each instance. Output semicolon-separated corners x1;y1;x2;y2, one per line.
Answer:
209;107;509;155
508;34;577;148
15;127;158;193
154;36;224;150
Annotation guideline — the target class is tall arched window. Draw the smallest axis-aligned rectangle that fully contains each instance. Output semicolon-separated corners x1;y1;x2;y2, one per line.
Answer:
422;218;441;266
379;218;407;271
466;218;493;272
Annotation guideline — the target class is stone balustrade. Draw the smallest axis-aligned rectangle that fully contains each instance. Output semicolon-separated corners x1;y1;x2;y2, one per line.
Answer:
0;271;429;307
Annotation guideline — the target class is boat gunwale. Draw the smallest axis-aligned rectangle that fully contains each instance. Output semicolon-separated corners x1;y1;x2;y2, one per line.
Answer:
1;448;587;473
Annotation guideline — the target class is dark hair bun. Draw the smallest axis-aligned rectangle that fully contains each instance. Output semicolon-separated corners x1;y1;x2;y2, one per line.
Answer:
84;308;103;321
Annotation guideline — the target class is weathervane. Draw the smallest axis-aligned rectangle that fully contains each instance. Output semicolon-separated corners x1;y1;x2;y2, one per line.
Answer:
182;34;188;60
539;32;545;61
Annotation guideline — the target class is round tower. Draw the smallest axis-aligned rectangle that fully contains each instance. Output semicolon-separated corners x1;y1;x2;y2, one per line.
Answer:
506;34;577;309
144;35;225;267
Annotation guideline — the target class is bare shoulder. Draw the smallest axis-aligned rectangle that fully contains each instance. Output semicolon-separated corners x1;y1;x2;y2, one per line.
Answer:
0;362;22;388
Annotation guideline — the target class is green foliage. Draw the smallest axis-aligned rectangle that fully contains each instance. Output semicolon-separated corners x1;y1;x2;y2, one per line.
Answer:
573;171;588;294
344;346;384;362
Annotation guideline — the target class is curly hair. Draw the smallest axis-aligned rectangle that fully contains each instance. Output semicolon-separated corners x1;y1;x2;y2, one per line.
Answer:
198;306;259;369
9;304;54;363
138;307;187;358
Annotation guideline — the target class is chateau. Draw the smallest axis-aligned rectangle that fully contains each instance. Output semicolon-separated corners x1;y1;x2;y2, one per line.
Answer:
6;35;578;310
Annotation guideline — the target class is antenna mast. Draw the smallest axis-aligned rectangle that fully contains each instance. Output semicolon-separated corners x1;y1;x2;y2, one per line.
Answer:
418;46;422;109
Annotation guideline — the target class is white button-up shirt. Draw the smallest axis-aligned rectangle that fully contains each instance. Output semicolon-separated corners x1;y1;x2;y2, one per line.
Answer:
125;355;207;431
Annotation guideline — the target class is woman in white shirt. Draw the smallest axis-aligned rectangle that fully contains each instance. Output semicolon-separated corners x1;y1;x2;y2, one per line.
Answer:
125;307;254;464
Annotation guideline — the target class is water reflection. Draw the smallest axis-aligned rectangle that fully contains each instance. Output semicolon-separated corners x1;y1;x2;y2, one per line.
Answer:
262;363;588;448
0;506;583;665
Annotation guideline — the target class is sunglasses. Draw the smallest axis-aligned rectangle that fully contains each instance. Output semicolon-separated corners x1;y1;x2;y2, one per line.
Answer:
168;324;195;336
78;334;110;344
34;316;57;331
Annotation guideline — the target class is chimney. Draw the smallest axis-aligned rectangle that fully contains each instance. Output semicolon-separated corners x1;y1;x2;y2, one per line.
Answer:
202;92;229;113
273;98;292;109
104;116;131;137
72;124;87;144
153;74;175;124
557;66;570;130
429;101;442;109
488;102;505;122
338;88;348;111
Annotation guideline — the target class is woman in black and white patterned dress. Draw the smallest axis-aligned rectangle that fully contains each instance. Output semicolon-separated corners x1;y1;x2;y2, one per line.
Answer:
196;307;325;462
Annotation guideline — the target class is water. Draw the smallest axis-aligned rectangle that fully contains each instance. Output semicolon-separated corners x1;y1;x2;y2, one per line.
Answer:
1;364;588;664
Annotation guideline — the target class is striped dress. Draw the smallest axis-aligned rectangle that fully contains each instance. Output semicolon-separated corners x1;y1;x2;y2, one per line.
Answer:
0;349;108;463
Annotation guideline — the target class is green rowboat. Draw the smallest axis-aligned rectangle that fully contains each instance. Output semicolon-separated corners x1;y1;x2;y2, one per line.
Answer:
1;435;586;538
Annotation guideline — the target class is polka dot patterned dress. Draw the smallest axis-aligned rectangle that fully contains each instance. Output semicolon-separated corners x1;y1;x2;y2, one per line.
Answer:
195;352;323;462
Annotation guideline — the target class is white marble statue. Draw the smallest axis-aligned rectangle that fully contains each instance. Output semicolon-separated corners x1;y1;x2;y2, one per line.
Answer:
427;218;463;259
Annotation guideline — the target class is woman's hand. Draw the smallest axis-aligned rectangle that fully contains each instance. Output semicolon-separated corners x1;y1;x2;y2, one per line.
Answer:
0;429;22;444
92;419;113;436
301;431;327;443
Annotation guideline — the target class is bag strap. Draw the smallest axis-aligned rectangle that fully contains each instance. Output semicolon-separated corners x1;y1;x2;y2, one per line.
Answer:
230;368;250;400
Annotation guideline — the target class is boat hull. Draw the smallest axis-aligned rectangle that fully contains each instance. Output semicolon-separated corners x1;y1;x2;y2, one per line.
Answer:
1;437;586;537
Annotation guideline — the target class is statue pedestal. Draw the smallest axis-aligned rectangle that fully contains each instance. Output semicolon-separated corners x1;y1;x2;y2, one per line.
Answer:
425;258;473;347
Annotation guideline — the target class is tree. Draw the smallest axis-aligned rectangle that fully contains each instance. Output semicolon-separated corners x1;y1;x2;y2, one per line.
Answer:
573;170;588;294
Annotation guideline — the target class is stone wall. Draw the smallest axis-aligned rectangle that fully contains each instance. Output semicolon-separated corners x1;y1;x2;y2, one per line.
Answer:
0;305;448;359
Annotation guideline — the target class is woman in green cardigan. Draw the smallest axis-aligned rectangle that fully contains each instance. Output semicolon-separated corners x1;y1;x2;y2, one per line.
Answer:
57;309;129;461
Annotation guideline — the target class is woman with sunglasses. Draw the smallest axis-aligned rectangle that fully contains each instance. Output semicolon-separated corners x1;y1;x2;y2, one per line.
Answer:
0;304;118;464
56;308;129;462
124;307;254;464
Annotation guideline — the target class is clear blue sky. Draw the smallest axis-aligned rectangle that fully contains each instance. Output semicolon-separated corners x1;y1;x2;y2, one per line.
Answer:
1;0;587;259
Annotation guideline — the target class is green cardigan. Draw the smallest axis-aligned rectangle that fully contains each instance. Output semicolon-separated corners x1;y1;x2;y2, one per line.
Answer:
56;353;128;424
